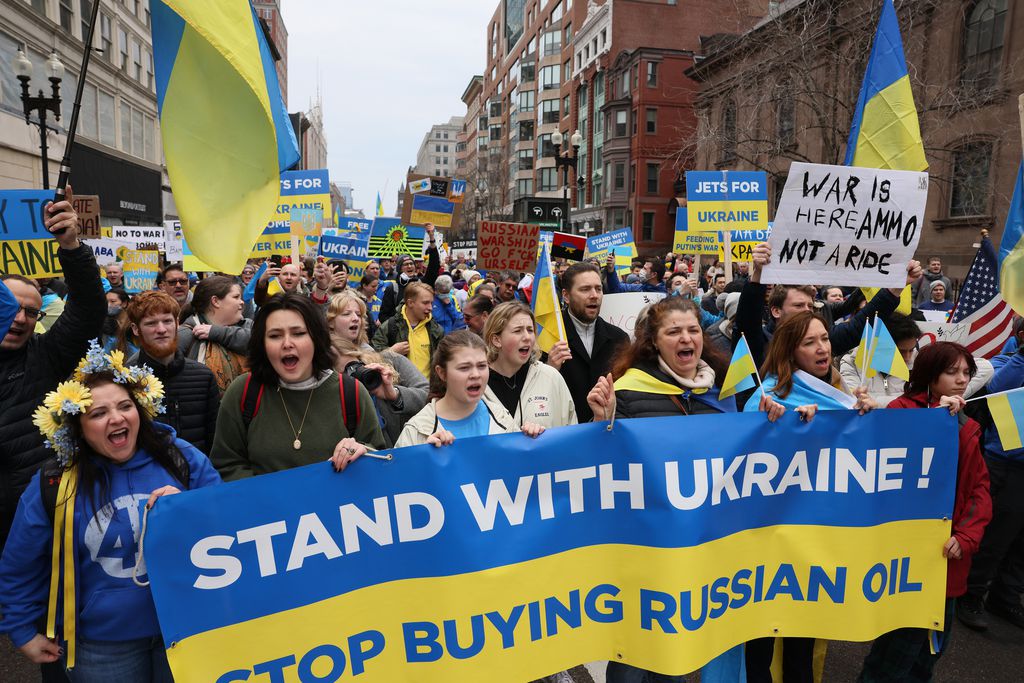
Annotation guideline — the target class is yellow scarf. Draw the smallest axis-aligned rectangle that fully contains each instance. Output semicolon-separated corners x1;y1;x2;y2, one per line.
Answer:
613;368;709;395
46;463;78;668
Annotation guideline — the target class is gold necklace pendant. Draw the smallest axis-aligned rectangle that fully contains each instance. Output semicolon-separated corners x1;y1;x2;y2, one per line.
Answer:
293;438;302;450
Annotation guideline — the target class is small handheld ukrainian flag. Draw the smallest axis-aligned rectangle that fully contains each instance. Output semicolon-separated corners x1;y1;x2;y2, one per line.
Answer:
151;0;299;274
854;317;876;383
998;162;1024;315
376;193;385;217
719;334;759;400
987;388;1024;451
844;0;927;172
532;244;565;354
868;317;910;381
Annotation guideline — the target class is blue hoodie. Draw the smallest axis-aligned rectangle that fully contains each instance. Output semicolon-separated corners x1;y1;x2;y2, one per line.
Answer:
0;427;221;648
984;351;1024;463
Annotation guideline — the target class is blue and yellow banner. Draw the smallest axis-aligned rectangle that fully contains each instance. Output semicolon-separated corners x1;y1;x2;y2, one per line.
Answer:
586;227;637;276
410;194;456;228
146;409;956;682
686;171;768;233
0;189;63;278
673;211;770;261
319;232;371;284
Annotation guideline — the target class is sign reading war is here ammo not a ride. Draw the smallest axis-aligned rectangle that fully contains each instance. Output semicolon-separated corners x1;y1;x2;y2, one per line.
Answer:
762;162;928;289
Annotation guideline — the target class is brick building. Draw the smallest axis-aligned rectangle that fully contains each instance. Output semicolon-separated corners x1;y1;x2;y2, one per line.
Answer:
686;0;1022;278
471;0;764;253
456;75;484;237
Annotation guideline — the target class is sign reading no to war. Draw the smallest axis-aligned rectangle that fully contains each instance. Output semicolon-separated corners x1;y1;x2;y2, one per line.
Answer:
762;163;928;288
0;190;63;278
145;409;957;682
478;221;540;272
686;171;768;232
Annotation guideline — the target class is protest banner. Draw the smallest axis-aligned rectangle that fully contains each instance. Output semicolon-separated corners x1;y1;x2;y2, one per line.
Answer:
249;225;293;259
600;292;666;340
537;230;553;262
122;249;160;293
448;179;467;204
368;218;426;258
72;194;101;238
83;238;134;267
719;228;771;263
110;226;167;251
451;238;477;260
551;231;586;261
410;195;456;228
163;220;184;262
0;189;64;278
257;170;332;251
586;227;637;276
762;163;928;288
146;409;956;682
402;173;463;229
339;217;372;234
917;320;970;348
290;207;324;257
478;220;540;272
319;232;371;284
686;171;768;233
409;178;431;194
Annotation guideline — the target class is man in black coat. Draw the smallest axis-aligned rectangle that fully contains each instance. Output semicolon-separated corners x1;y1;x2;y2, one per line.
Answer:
546;262;628;423
126;291;219;453
0;193;106;549
377;223;441;324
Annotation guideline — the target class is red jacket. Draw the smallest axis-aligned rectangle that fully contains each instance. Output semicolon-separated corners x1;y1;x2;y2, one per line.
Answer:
887;393;992;596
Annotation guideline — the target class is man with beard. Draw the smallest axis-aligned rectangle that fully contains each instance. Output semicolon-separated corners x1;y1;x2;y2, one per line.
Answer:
125;291;219;453
0;191;106;549
546;262;628;422
159;263;192;308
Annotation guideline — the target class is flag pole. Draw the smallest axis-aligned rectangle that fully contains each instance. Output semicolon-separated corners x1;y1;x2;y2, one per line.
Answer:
50;0;101;233
740;332;763;388
863;316;881;387
966;386;1024;404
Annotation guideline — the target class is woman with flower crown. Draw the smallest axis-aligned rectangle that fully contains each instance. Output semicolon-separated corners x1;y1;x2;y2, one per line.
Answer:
0;340;221;681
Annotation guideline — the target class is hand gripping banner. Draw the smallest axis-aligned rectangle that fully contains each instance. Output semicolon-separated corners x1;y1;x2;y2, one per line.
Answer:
145;409;957;682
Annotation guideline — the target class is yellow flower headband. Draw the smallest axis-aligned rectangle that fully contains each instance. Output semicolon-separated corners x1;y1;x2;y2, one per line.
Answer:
34;340;165;465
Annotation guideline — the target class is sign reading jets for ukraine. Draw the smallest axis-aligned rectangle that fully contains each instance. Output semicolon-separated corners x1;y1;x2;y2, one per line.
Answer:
0;189;64;278
145;410;957;682
686;171;768;232
762;162;928;288
253;170;332;257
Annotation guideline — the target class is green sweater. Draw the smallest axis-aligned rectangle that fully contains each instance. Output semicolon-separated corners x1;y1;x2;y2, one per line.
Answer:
211;371;386;481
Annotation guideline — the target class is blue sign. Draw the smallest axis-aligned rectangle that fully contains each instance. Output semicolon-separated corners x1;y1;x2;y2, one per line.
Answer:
685;171;769;232
280;169;330;197
339;217;372;234
586;227;634;254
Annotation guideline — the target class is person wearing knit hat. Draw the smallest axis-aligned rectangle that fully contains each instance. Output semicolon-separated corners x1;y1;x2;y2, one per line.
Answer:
378;225;442;324
918;280;954;314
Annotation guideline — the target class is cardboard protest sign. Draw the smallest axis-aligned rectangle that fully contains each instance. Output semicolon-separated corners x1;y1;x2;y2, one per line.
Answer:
0;189;64;278
478;221;540;272
600;292;666;340
402;173;463;229
686;171;768;232
72;195;101;238
122;249;160;293
551;231;586;261
83;238;134;267
448;179;467;204
290;207;323;257
368;219;425;258
586;228;637;276
762;163;927;288
319;232;371;284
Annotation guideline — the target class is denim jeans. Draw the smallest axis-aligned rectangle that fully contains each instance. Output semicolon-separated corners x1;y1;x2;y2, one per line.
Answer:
66;637;172;683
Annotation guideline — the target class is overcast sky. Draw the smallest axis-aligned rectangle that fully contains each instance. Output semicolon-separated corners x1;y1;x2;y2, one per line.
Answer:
281;1;497;217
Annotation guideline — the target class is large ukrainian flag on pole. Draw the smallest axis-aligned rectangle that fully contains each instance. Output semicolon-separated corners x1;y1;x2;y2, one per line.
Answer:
150;1;299;273
844;0;927;172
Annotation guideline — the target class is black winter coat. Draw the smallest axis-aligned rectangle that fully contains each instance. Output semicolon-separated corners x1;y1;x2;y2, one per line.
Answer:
130;349;220;454
0;245;106;548
614;362;732;419
377;244;440;324
558;309;629;423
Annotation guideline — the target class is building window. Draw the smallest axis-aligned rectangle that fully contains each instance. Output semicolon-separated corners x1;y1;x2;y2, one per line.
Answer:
564;58;572;81
777;90;795;148
645;108;657;134
99;13;112;61
564;22;572;43
490;100;502;117
521;59;536;82
520;120;535;141
614;110;628;137
720;99;737;161
551;1;562;22
435;144;441;153
478;116;488;131
642;212;655;241
59;0;74;32
517;178;534;195
632;109;638;136
540;65;560;90
613;163;625;190
490;126;502;141
960;0;1007;92
621;71;630;97
563;95;570;118
519;89;535;112
80;82;98;141
630;164;636;193
118;28;129;72
539;168;559;191
80;0;92;39
541;99;560;124
542;30;561;57
99;90;115;147
646;62;658;87
949;141;993;217
647;163;659;194
518;149;535;170
539;133;555;157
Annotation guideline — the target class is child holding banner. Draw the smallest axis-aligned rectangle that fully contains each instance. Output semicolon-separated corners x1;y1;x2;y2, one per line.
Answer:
859;342;992;682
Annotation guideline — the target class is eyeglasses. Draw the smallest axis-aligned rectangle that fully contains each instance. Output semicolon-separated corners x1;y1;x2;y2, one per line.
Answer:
164;278;189;286
17;305;45;320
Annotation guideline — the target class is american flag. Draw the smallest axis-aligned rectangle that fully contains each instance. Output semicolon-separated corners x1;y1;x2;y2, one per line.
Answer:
949;237;1015;358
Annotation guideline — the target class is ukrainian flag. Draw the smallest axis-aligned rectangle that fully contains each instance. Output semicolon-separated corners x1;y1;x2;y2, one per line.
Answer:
988;388;1024;451
998;162;1024;315
854;318;876;381
376;192;385;217
719;334;758;400
532;245;565;354
844;0;927;171
868;318;910;382
151;1;299;273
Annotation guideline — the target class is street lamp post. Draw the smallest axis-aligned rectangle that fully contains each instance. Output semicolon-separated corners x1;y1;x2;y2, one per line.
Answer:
551;129;583;233
12;50;65;189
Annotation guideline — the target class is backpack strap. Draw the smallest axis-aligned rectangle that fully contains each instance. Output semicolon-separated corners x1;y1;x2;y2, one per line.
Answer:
240;374;264;428
338;373;361;436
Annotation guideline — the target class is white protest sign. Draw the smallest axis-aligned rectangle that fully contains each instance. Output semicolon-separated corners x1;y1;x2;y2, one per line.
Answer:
762;162;928;288
599;292;666;340
916;321;970;349
83;238;134;266
164;220;184;262
110;225;167;251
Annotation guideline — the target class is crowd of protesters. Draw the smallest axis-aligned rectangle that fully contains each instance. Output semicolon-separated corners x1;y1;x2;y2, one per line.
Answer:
0;201;1020;683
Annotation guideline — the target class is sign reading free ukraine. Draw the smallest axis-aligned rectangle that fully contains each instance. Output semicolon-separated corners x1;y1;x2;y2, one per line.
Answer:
686;171;768;232
146;409;955;682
